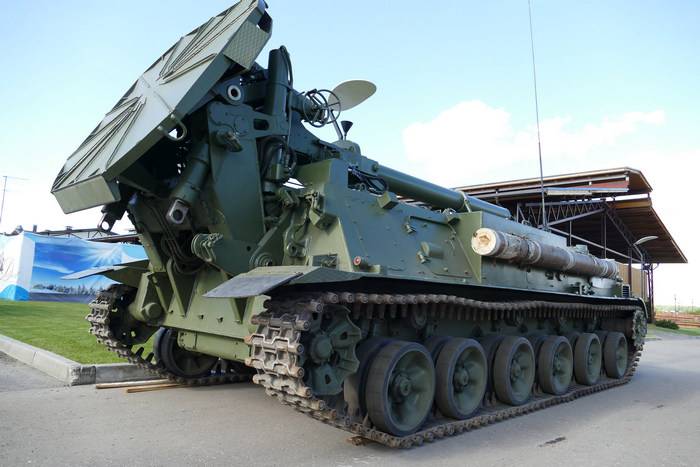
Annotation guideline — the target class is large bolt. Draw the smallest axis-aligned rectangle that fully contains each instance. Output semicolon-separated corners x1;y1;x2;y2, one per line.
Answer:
311;335;333;362
215;129;242;151
510;360;522;381
453;367;471;391
141;302;163;321
392;373;412;400
554;356;562;373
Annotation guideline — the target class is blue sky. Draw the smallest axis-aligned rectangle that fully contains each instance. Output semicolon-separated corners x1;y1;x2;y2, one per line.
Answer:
0;1;698;305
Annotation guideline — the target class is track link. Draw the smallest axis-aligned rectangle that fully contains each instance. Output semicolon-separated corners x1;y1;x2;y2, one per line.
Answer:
86;285;250;386
247;292;645;448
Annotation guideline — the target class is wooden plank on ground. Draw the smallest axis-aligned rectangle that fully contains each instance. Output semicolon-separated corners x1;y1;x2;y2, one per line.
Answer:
96;379;170;389
125;382;186;393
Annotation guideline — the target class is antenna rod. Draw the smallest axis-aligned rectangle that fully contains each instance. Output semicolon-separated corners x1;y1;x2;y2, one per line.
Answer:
0;175;28;228
0;175;7;227
527;0;547;230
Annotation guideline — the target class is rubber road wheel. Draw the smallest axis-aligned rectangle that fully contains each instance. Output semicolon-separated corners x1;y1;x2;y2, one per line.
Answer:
156;328;217;378
493;336;535;405
153;327;167;363
603;332;628;379
435;338;487;419
365;340;436;436
538;336;573;395
565;332;580;348
478;334;505;394
574;333;602;385
424;335;451;362
344;337;392;417
527;333;547;358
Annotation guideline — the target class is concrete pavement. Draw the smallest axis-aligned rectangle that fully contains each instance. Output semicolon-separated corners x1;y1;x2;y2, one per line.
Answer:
1;332;698;466
0;352;64;392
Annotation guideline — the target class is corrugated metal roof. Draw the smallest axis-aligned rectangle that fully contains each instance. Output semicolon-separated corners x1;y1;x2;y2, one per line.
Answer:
454;167;652;200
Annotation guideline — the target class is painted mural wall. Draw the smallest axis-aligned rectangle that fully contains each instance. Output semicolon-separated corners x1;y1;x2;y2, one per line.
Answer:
0;234;33;300
0;233;146;302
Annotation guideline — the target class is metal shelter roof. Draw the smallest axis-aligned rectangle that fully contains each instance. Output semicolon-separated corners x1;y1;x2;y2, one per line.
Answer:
454;167;685;264
455;167;653;201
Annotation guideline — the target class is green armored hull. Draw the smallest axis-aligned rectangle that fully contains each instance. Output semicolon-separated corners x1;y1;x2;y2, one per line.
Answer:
54;1;646;447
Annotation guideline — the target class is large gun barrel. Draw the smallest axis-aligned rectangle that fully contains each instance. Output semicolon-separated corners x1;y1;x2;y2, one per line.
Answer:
471;227;619;279
374;165;511;218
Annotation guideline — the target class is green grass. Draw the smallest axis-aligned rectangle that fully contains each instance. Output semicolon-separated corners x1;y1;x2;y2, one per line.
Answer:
655;319;679;330
648;323;700;337
0;300;124;364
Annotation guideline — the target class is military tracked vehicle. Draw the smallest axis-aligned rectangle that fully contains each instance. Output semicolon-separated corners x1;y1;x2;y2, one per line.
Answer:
53;1;646;447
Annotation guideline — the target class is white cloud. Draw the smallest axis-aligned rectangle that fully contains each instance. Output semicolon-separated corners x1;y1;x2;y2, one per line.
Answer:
402;100;666;187
401;101;695;306
534;110;666;160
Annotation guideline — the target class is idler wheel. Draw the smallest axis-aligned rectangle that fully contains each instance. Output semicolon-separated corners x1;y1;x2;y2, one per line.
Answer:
435;338;487;419
603;332;628;379
366;340;435;436
537;336;573;395
574;332;602;385
493;336;535;405
154;328;217;378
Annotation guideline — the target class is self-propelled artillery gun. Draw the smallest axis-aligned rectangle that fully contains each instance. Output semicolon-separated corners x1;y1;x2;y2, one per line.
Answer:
52;1;646;447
